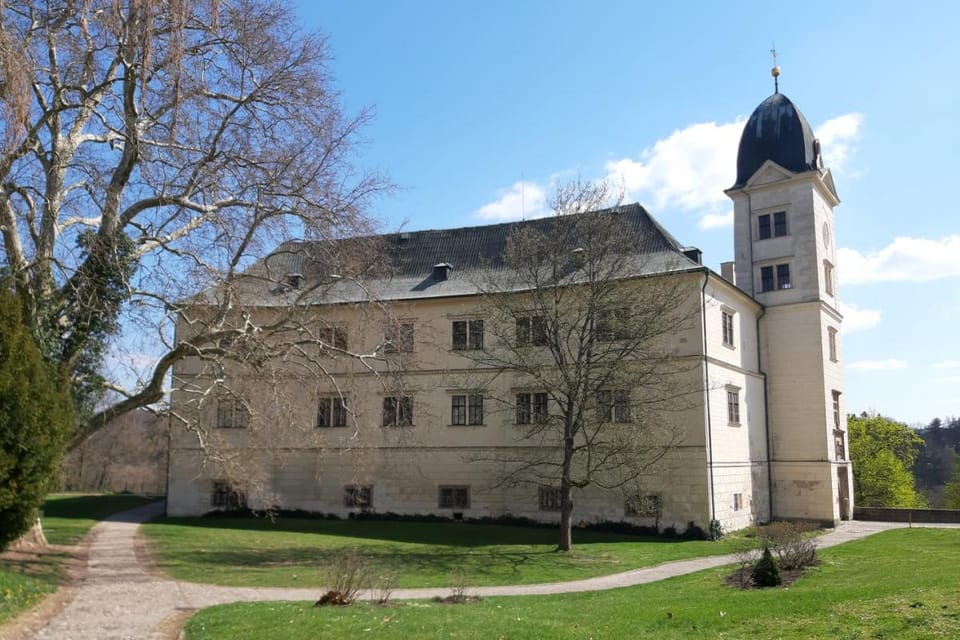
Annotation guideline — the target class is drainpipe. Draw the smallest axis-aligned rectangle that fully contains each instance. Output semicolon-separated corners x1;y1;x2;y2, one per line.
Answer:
756;306;773;522
699;270;716;526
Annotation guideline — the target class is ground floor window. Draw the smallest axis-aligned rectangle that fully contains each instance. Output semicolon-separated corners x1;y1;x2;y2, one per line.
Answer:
538;486;563;511
733;493;744;511
211;481;246;510
438;485;470;509
344;485;373;509
625;494;662;518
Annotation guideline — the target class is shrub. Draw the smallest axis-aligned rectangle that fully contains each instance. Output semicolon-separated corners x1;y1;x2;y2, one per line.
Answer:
316;551;370;606
759;521;818;570
731;541;760;588
751;546;782;587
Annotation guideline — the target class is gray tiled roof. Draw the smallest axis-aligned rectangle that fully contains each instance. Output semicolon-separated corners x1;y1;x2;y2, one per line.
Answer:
202;203;703;306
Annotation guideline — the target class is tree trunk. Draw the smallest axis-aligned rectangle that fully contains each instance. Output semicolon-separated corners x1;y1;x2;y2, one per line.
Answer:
11;517;48;550
558;482;573;551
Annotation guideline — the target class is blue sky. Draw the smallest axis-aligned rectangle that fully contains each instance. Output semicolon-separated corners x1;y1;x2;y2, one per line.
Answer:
285;0;958;425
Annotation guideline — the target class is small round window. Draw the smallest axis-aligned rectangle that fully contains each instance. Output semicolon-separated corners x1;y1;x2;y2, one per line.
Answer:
822;222;831;248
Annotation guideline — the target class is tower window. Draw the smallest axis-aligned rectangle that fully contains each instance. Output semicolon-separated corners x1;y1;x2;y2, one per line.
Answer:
824;260;835;296
828;327;838;362
726;387;741;425
757;211;787;240
760;263;791;292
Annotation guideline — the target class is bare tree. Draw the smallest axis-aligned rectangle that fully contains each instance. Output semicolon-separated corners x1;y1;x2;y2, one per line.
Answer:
0;0;389;446
469;180;699;551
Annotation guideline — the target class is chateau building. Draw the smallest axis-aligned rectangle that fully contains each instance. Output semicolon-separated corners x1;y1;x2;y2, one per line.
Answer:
167;86;854;531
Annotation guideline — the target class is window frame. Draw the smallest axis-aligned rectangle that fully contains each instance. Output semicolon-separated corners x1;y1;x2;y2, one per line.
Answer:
828;327;839;362
733;493;744;511
625;493;662;518
318;326;348;351
212;481;247;510
757;211;788;240
384;322;414;353
760;262;791;292
382;395;414;427
721;309;735;348
316;395;348;428
726;386;741;426
516;392;549;425
438;485;470;509
344;484;373;509
216;396;250;429
516;315;547;347
452;319;484;351
538;486;563;512
597;389;631;423
824;260;835;296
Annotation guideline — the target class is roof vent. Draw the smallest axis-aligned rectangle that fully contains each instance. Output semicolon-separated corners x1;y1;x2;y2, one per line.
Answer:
285;272;303;289
682;247;702;264
433;262;452;281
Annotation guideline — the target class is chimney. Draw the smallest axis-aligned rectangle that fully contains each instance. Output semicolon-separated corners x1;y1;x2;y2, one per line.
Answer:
720;261;736;285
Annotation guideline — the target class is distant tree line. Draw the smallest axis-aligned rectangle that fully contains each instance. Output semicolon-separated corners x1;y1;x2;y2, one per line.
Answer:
912;416;960;508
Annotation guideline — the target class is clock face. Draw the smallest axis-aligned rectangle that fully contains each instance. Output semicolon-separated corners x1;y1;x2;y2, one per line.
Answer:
822;222;831;249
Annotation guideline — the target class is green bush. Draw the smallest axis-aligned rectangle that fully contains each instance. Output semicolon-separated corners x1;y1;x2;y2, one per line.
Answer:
0;280;73;550
751;546;782;587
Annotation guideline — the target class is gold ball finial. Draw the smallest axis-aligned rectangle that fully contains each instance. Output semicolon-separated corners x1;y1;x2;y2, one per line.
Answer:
771;65;781;78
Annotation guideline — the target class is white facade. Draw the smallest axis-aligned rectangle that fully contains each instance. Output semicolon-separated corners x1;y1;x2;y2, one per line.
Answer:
166;90;853;532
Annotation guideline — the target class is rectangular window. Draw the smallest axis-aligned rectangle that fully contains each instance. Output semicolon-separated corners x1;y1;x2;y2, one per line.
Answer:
452;319;484;350
760;263;791;292
439;485;470;509
776;263;791;289
773;211;787;236
516;315;547;346
597;390;631;423
451;394;483;426
212;481;246;510
382;396;413;427
625;494;662;517
595;308;630;341
384;322;414;353
516;392;549;424
760;266;775;292
722;311;735;347
758;214;772;240
727;388;741;425
319;326;348;351
317;396;348;427
734;493;743;511
344;485;372;509
217;397;250;429
834;429;846;460
828;327;838;362
832;390;842;430
538;486;563;511
824;260;835;296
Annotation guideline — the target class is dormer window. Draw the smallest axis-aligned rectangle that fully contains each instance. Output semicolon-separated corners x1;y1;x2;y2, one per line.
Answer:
433;263;452;281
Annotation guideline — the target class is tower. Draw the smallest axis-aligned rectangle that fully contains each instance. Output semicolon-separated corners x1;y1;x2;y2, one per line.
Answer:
725;73;853;523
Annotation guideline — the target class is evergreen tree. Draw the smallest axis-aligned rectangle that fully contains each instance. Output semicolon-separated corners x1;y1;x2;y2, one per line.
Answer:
0;280;73;550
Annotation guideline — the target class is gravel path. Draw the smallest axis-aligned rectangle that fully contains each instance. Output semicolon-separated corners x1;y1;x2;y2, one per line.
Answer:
23;502;959;639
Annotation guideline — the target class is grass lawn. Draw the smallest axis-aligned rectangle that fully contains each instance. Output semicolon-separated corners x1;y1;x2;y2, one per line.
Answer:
0;493;156;625
184;528;960;640
143;516;744;588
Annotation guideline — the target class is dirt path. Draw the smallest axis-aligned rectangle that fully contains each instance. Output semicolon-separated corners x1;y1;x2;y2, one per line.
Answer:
10;503;958;639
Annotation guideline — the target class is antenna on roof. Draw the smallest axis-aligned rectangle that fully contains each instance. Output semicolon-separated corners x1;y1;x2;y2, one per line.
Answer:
770;44;780;94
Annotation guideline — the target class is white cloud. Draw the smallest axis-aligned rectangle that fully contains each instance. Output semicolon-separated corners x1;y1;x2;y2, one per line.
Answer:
933;360;960;370
838;235;960;285
476;111;862;227
838;301;882;334
697;210;734;230
474;181;548;221
935;376;960;384
815;113;862;172
848;359;908;371
604;120;743;216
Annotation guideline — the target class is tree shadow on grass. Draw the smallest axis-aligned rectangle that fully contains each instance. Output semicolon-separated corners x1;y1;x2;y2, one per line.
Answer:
149;515;670;548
